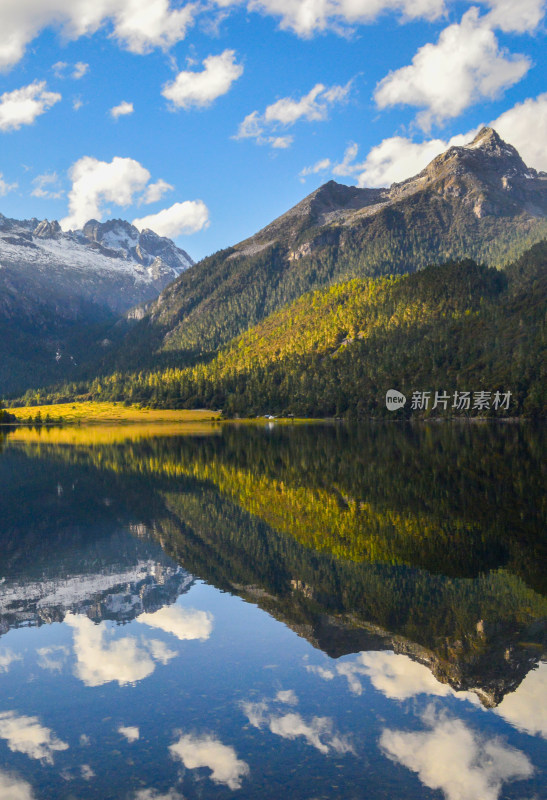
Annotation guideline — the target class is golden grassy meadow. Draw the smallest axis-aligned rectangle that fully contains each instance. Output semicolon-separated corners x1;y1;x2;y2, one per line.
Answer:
5;401;221;426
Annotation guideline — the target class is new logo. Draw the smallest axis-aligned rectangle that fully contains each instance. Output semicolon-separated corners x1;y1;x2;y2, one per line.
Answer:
386;390;406;411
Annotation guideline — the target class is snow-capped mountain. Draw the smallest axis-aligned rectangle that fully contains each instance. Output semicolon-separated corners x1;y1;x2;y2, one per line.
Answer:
0;214;194;394
0;215;193;314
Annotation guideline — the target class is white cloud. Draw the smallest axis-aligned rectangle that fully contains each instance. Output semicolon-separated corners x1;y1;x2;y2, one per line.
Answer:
55;61;89;79
119;725;140;742
0;649;21;672
52;61;69;78
348;130;477;187
213;0;446;37
0;1;197;71
492;92;547;171
109;0;197;54
354;136;455;186
334;90;547;190
162;50;243;110
481;0;546;32
61;156;152;229
133;200;210;237
138;605;213;640
60;155;205;233
72;61;89;79
276;689;298;705
110;100;134;119
331;142;359;176
265;82;351;125
0;769;35;800
36;645;69;671
494;662;547;739
169;733;249;790
81;764;95;780
142;178;173;204
73;97;84;111
65;613;176;687
242;698;353;755
374;8;531;131
237;81;350;148
0;711;68;764
31;172;64;199
0;81;61;132
380;707;534;800
270;135;293;148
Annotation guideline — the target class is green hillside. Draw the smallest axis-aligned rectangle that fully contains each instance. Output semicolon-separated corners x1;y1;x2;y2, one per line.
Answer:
38;242;545;417
100;200;547;375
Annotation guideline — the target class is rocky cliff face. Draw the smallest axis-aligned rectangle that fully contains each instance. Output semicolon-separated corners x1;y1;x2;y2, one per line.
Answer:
230;127;547;252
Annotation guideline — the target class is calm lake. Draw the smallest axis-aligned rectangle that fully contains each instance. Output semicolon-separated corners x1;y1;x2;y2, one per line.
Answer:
0;421;545;800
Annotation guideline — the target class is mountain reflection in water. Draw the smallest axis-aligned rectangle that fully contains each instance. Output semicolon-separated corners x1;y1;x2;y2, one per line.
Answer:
0;421;544;800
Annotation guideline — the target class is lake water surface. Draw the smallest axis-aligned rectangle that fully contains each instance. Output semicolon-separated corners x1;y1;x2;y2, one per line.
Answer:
0;422;545;799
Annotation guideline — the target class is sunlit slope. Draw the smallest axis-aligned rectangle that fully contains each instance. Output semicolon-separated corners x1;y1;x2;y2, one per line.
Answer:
5;401;220;425
95;130;547;372
57;246;547;416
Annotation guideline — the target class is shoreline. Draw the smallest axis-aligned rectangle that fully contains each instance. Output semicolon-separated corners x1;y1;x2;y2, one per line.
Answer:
1;402;539;428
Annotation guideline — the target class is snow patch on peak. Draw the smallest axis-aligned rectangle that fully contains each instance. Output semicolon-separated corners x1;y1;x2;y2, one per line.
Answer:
101;227;139;252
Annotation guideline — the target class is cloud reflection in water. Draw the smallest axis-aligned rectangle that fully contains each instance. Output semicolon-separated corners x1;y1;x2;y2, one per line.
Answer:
137;605;213;641
243;693;354;755
0;711;68;764
0;769;35;800
169;732;249;790
380;706;534;800
65;613;176;687
494;662;547;739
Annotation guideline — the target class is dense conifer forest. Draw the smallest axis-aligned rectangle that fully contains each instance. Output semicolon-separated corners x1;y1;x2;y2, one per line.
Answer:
22;241;546;417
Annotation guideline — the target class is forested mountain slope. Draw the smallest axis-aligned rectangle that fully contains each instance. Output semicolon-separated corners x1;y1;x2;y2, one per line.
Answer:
34;241;547;417
100;127;547;374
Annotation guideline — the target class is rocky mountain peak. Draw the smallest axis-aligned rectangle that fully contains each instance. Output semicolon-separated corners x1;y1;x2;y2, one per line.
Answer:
425;127;530;179
387;127;545;219
81;218;139;249
33;219;61;239
466;126;505;150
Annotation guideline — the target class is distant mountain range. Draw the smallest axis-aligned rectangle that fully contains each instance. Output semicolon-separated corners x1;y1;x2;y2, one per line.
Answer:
0;216;193;394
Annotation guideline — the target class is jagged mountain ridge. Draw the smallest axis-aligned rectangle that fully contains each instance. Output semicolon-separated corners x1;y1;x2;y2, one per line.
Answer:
0;214;193;316
109;127;547;371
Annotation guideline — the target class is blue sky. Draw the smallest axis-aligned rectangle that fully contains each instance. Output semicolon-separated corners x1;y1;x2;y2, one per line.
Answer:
0;0;545;260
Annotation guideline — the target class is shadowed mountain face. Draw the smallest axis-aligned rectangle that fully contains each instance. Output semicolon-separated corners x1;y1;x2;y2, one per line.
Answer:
108;128;547;370
2;422;545;708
